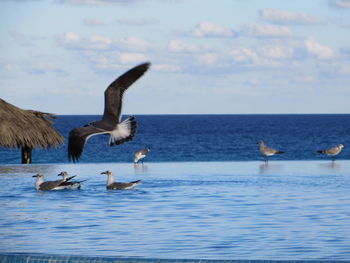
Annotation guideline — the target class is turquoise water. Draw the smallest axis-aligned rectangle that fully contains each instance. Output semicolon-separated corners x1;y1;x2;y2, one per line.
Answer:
1;161;349;260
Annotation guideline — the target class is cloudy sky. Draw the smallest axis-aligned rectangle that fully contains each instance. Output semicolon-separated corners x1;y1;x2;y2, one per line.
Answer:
1;0;350;114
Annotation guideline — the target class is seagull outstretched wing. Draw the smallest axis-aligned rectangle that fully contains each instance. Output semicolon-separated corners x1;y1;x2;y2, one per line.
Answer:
68;126;108;162
102;62;150;124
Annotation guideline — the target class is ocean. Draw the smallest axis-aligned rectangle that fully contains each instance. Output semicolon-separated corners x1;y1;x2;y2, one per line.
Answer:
1;115;350;260
1;114;350;164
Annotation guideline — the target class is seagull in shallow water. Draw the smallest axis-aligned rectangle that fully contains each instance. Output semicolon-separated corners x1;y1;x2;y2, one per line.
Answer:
68;62;151;162
57;171;86;190
101;170;141;190
258;140;284;162
32;173;73;191
317;144;344;161
134;147;151;164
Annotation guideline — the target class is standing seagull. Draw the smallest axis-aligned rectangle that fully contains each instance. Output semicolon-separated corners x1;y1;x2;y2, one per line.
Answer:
57;171;85;190
134;147;151;164
68;62;151;162
32;173;74;191
101;170;141;190
317;144;344;161
258;140;285;162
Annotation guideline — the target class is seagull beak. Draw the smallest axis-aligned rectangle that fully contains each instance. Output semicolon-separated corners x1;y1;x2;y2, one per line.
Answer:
101;171;106;174
32;175;38;178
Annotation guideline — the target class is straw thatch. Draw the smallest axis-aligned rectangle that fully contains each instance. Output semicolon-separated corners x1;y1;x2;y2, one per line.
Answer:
0;98;64;150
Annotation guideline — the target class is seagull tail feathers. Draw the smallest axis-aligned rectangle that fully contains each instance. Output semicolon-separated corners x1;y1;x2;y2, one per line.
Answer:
109;116;137;146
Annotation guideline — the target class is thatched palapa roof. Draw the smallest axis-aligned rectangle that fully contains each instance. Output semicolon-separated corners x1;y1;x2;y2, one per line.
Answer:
0;98;64;149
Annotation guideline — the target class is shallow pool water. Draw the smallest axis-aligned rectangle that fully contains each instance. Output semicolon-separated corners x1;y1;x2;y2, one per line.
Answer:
0;161;349;260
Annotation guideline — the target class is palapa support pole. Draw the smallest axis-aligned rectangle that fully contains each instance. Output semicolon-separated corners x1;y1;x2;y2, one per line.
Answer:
21;145;32;164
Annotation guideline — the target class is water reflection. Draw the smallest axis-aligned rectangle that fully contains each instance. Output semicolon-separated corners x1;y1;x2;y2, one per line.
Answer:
259;162;284;175
318;161;342;172
0;164;57;176
134;163;149;174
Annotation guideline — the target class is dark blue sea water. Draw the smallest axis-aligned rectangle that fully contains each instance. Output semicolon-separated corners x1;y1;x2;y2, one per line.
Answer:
1;114;350;164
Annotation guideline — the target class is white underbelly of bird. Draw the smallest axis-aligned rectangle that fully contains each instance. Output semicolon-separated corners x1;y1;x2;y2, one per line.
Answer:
109;118;136;146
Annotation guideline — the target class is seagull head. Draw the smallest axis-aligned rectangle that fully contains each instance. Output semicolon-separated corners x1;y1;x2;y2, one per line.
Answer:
257;140;264;145
101;170;112;176
32;173;44;178
57;171;69;180
339;144;344;149
57;171;68;177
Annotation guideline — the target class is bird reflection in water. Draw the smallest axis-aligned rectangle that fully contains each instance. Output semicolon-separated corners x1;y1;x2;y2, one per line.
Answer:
134;163;149;174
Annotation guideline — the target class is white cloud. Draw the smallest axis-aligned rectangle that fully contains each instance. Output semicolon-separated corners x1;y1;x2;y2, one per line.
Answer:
197;53;219;66
305;37;335;59
191;21;235;38
87;51;150;71
241;24;292;38
230;46;259;63
227;43;304;68
168;39;210;53
117;52;149;64
259;45;295;59
260;8;321;25
329;0;350;8
57;32;80;48
116;37;152;52
87;34;113;50
57;32;151;52
56;32;151;72
24;60;65;75
153;64;182;72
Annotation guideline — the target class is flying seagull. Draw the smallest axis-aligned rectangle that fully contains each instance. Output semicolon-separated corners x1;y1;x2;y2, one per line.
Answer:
134;147;151;164
317;144;344;161
68;62;151;162
32;173;75;191
258;140;284;162
101;170;141;190
57;171;86;190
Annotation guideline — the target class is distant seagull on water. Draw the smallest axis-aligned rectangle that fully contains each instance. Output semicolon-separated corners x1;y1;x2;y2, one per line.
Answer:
317;144;344;161
101;170;141;190
57;171;86;190
68;62;151;162
32;173;76;191
258;140;285;162
134;147;151;164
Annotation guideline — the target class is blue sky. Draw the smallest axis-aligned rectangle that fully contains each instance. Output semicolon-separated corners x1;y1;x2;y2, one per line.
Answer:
1;0;350;114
